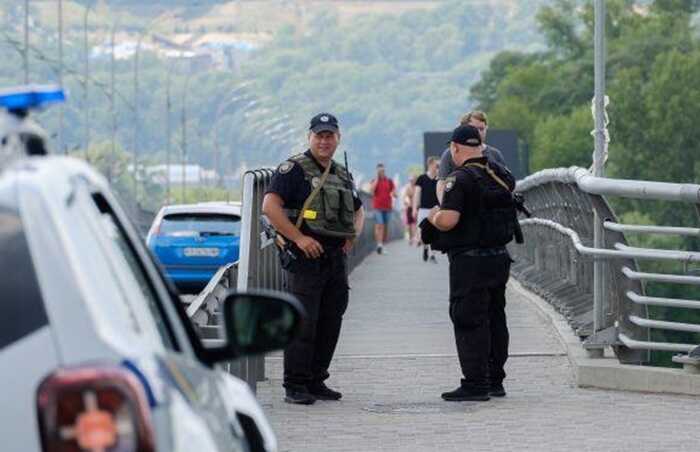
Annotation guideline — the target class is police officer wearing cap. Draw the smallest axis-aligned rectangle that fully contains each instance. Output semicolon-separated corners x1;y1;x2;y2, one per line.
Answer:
262;113;365;405
427;124;516;402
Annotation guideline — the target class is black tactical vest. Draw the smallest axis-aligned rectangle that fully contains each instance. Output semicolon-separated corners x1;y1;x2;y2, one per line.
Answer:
287;153;356;239
440;163;517;251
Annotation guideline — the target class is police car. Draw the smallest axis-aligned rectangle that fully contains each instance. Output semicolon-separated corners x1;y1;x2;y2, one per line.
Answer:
0;86;301;452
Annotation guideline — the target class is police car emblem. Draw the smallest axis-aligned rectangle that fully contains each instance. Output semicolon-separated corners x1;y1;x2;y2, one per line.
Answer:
445;177;456;192
278;161;293;174
320;115;329;122
311;177;321;188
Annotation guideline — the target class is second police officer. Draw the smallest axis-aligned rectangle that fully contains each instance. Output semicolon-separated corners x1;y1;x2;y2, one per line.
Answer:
262;113;365;405
427;124;517;401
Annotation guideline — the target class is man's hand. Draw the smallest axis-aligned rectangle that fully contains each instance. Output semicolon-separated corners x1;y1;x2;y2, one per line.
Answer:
342;238;355;255
294;235;325;259
427;206;440;224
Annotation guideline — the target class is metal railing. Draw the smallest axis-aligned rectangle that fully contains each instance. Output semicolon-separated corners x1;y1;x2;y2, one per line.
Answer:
511;166;700;368
187;167;403;391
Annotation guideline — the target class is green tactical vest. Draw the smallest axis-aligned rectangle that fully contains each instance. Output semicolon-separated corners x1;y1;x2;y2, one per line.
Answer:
287;153;356;239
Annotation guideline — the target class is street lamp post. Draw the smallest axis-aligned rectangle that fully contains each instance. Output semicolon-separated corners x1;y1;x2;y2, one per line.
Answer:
133;13;175;209
83;1;96;158
590;0;608;356
109;19;120;183
181;72;193;202
23;0;29;84
165;67;172;203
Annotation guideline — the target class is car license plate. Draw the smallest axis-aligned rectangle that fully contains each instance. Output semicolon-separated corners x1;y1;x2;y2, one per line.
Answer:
183;247;220;257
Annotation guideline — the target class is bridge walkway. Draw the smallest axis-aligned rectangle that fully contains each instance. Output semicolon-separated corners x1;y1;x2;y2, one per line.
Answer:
257;241;700;452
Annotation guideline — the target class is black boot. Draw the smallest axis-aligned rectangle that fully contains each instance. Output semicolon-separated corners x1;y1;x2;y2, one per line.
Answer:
284;386;316;405
441;381;490;402
308;381;342;400
489;383;506;397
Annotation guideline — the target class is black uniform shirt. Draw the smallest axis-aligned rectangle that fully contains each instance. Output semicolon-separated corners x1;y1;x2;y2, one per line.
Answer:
414;174;439;209
266;149;363;249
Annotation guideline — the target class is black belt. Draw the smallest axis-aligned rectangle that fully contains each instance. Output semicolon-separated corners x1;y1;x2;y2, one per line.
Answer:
448;246;508;258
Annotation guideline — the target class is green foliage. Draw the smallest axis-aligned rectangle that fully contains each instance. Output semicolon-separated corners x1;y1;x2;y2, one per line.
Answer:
477;0;700;223
238;0;549;179
476;0;700;364
531;105;593;171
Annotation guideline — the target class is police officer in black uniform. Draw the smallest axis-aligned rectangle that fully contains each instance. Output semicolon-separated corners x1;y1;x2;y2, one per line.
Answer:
427;124;516;401
262;113;365;405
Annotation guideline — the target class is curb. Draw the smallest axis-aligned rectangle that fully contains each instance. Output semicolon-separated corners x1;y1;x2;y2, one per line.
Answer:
513;279;700;396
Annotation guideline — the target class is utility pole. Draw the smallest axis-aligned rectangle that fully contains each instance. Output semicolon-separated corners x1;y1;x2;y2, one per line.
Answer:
181;73;192;202
133;31;145;211
591;0;608;356
23;0;29;84
58;0;64;154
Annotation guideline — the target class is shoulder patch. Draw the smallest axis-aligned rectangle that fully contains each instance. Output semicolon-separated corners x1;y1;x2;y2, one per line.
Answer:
444;176;457;193
277;161;294;174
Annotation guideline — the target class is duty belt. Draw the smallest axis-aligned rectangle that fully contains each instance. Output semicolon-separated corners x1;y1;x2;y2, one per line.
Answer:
448;246;508;258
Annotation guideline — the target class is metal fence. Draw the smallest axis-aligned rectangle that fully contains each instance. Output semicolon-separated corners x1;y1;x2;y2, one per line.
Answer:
187;167;404;391
511;166;700;368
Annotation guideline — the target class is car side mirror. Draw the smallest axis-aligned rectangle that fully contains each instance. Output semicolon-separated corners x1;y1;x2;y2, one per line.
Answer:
203;289;305;364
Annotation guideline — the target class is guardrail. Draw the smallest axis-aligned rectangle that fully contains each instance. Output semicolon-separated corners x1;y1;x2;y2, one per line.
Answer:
187;167;404;391
511;166;700;369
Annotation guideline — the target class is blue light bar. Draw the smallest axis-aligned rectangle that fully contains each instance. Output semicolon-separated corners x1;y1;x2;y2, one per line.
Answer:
0;85;65;111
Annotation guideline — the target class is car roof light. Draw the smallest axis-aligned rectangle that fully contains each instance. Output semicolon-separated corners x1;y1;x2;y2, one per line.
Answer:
0;84;65;111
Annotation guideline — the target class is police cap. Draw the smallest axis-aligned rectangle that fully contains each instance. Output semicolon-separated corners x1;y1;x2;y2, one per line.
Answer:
448;124;482;147
309;113;339;133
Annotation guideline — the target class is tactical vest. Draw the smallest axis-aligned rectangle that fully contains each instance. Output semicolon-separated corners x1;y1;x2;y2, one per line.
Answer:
440;163;517;251
287;153;356;239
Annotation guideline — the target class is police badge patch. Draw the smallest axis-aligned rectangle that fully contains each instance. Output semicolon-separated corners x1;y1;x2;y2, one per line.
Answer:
445;177;456;192
278;161;294;174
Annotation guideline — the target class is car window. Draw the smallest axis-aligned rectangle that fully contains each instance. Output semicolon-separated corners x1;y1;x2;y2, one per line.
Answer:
160;214;241;237
91;194;179;351
0;206;48;350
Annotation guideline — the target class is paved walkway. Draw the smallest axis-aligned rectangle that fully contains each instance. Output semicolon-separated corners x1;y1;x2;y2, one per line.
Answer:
257;241;700;452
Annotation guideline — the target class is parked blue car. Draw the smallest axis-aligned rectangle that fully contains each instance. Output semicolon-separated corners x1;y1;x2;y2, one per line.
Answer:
147;202;242;293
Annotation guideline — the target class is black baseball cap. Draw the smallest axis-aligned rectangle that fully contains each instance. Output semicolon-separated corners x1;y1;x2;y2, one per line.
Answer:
448;124;482;147
309;113;339;133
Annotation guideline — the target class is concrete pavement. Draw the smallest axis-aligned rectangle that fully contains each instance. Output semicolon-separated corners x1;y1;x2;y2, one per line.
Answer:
257;241;700;452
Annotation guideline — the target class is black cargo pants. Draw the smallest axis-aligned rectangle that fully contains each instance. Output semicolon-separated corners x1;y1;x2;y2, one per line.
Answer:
282;250;349;390
448;250;511;389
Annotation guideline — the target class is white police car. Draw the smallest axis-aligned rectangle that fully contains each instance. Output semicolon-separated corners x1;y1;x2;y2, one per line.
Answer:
0;86;301;452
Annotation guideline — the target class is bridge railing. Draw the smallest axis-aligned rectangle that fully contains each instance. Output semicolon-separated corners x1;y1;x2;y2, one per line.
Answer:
188;167;403;391
511;167;700;368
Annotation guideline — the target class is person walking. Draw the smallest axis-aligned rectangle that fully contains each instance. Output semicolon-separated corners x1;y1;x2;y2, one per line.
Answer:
427;124;516;401
414;156;440;263
262;112;365;405
401;175;418;245
369;163;396;254
436;110;507;203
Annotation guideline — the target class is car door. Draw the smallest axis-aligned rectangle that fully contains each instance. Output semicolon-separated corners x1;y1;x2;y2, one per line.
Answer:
83;189;250;452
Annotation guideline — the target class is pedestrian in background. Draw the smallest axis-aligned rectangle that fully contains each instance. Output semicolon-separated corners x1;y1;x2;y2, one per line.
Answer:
414;156;440;263
437;110;506;203
369;163;396;254
401;175;418;245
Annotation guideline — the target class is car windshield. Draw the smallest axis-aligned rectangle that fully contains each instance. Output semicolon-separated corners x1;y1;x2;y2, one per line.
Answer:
160;214;241;237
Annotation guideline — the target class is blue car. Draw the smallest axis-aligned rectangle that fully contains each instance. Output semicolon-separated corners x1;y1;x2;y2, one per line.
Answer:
147;202;242;292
